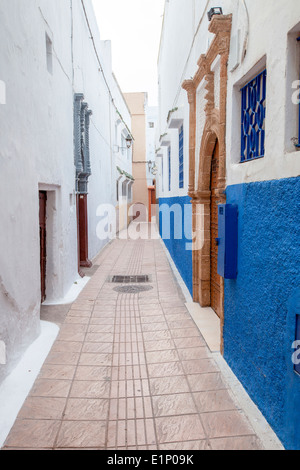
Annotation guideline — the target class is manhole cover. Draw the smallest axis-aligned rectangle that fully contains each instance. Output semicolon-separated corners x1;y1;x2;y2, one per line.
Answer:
113;285;153;294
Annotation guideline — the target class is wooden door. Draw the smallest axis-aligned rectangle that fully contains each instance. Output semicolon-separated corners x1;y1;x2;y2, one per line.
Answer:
148;186;156;222
210;141;221;317
77;194;92;269
39;191;47;303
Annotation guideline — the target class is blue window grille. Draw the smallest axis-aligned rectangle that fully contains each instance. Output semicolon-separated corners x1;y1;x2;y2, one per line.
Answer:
168;146;171;192
241;70;267;162
179;125;184;189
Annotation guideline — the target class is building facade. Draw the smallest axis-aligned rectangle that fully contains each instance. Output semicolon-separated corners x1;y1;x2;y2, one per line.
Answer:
0;0;132;383
157;0;300;449
125;92;157;223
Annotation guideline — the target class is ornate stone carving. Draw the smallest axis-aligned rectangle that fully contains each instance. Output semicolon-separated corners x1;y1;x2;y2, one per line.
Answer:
182;15;232;352
74;94;93;195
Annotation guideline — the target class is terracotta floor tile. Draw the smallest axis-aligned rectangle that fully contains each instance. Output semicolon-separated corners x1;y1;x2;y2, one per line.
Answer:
142;330;172;341
68;310;92;318
29;379;72;398
81;342;113;354
193;390;237;413
107;421;117;448
209;435;264;450
45;351;80;366
156;415;206;444
159;440;210;450
173;336;207;349
79;353;112;367
168;320;196;330
38;365;76;381
148;362;184;378
187;373;228;392
87;324;114;334
57;331;86;342
139;309;164;317
171;328;201;339
144;339;176;352
153;393;197;417
165;314;190;322
182;359;219;375
141;316;166;324
149;376;190;396
177;347;210;361
136;419;147;446
201;410;255;439
56;421;106;448
145;418;157;446
141;322;168;332
4;420;60;449
63;398;109;421
51;341;82;353
64;316;90;325
59;324;88;334
89;317;115;325
75;366;111;381
146;349;179;364
85;332;114;343
70;380;111;399
17;397;67;420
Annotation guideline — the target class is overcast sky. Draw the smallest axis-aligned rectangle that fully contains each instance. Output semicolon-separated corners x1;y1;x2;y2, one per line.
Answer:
92;0;165;106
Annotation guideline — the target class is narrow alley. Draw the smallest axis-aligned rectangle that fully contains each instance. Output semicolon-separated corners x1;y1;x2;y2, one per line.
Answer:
1;0;300;453
3;228;266;450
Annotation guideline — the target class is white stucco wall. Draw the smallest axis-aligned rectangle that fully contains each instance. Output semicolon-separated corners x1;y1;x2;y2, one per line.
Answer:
0;0;131;383
157;0;300;201
0;0;77;382
146;106;158;186
226;0;300;185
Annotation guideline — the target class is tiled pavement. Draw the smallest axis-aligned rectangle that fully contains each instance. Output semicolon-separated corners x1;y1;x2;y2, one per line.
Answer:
2;233;264;450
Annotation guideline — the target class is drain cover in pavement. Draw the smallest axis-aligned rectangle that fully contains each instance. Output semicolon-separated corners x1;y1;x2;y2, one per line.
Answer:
108;275;151;284
113;285;153;294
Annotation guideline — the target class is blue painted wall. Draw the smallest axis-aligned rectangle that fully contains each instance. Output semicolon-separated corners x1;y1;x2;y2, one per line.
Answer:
224;177;300;449
159;196;193;297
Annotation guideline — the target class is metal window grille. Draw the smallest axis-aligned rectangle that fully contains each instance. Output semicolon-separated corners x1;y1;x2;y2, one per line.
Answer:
241;70;267;162
179;125;184;189
168;146;171;192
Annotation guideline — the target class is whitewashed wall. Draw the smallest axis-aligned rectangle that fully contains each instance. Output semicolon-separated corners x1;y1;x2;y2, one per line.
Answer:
0;0;131;382
226;0;300;185
146;106;158;186
157;0;300;197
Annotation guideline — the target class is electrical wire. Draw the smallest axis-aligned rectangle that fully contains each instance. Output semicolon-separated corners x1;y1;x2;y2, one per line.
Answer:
241;0;250;62
80;0;133;139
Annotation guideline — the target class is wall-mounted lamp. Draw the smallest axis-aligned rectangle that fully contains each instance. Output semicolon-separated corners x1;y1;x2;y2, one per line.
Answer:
151;165;158;176
125;135;133;149
114;135;133;153
207;7;223;21
147;160;158;176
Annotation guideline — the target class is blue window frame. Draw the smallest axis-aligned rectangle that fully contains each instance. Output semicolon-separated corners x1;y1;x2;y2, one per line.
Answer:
241;70;267;162
168;146;171;192
179;125;184;189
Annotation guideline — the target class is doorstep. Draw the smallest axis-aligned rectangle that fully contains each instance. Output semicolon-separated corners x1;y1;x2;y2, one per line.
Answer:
185;303;221;353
